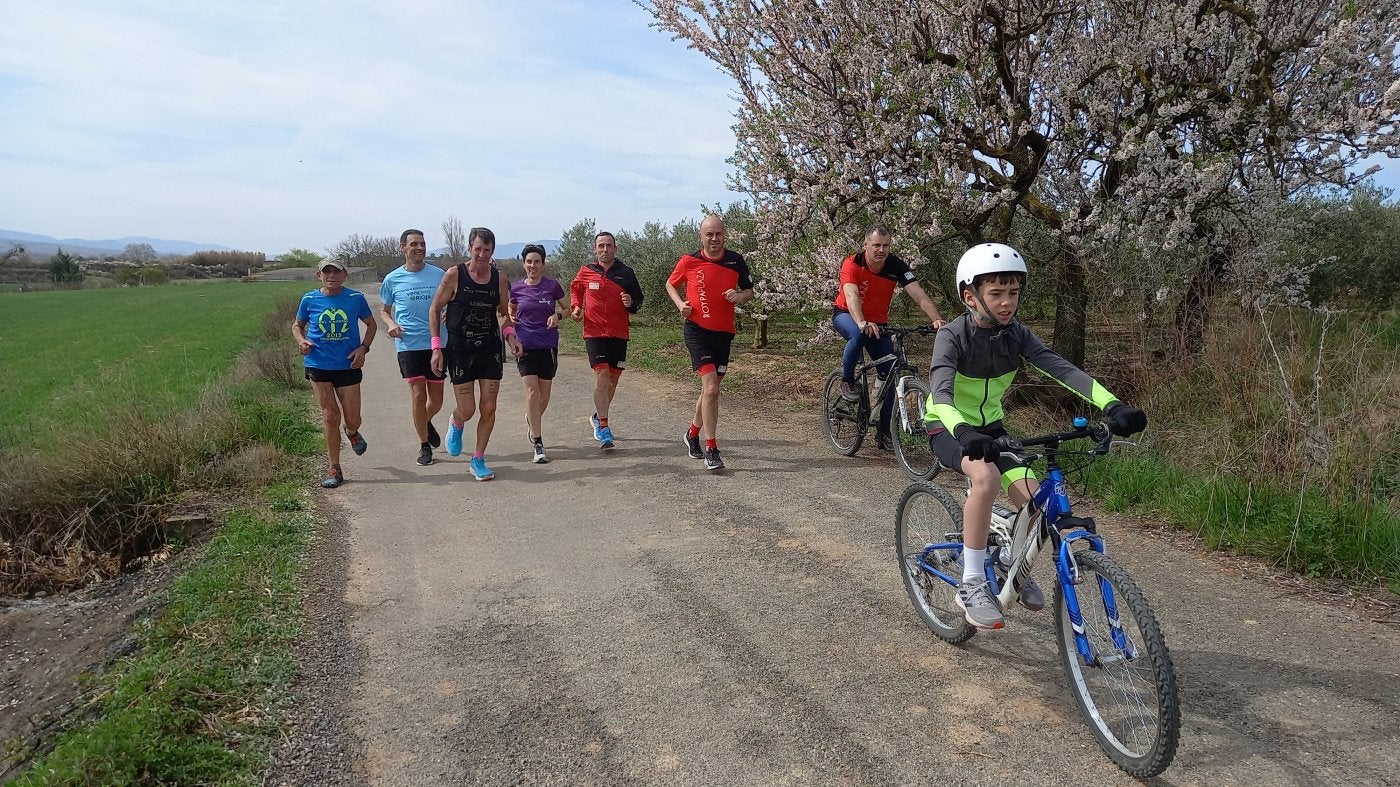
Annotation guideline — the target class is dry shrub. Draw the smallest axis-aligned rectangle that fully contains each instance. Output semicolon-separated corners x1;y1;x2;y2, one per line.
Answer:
0;392;247;596
243;344;306;390
202;443;288;490
262;294;300;340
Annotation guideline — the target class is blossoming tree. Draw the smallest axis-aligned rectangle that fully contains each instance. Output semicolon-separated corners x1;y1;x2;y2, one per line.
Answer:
643;0;1398;361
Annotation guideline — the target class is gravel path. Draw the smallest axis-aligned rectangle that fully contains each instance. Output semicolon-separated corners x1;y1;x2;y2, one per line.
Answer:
266;306;1400;786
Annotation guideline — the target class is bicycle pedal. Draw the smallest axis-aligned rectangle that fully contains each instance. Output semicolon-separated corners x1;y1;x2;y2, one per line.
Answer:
1056;515;1096;533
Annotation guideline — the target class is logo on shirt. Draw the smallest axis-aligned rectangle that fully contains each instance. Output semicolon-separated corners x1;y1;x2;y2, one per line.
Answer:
589;281;601;290
317;308;351;340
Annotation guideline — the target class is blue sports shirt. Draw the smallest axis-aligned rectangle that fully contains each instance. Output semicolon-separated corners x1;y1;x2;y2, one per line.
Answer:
296;288;373;370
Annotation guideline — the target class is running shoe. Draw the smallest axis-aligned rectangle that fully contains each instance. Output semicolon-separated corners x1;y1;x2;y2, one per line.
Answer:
532;441;549;464
1016;576;1046;611
838;379;860;402
598;425;615;450
347;431;368;456
416;444;433;466
703;446;724;471
955;580;1005;629
684;431;703;459
322;466;344;489
446;418;463;456
426;421;441;449
589;413;603;442
469;456;495;481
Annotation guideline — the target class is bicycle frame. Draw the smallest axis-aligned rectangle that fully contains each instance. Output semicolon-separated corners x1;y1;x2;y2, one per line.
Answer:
849;327;928;432
913;423;1133;668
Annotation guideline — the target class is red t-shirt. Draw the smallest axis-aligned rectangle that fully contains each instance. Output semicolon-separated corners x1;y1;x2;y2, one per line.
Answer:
832;252;917;325
667;249;754;334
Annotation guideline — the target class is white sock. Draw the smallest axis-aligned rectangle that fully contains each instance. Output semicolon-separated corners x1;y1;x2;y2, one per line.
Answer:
962;547;987;584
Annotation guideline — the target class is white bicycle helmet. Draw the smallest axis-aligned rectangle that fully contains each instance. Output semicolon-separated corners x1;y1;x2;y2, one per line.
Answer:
955;242;1027;293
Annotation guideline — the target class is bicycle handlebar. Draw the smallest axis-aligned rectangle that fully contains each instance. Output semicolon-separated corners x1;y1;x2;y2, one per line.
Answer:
882;324;938;339
989;421;1117;461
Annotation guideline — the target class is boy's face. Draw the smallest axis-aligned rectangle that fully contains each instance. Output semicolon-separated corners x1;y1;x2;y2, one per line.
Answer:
964;277;1021;325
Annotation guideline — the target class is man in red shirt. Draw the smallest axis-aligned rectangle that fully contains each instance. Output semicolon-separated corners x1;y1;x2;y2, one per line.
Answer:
665;214;755;471
833;226;946;449
570;231;644;449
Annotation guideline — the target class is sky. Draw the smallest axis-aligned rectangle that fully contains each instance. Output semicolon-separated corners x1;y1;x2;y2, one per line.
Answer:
0;0;742;256
3;2;1398;259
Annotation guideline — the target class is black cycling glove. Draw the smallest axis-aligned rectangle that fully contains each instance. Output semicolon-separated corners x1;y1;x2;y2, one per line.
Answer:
956;426;996;462
1105;402;1148;437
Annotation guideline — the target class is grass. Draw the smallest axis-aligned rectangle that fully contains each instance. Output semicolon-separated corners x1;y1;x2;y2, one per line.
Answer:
8;480;316;784
4;335;321;781
0;282;313;451
1081;452;1400;593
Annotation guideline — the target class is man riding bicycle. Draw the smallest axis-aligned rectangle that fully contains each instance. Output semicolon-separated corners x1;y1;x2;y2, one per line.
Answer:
925;242;1147;630
833;226;946;450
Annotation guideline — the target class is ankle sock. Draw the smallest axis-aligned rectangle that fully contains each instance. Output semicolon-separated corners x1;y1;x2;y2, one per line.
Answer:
598;417;610;428
688;424;701;438
472;451;484;459
705;438;717;450
962;547;987;584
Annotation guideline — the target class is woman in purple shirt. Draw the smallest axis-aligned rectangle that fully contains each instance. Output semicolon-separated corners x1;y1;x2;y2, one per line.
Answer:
509;244;567;463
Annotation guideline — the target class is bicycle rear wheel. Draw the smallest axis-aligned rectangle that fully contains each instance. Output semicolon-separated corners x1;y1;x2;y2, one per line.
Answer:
1054;549;1180;778
895;482;974;644
891;376;939;481
822;370;866;455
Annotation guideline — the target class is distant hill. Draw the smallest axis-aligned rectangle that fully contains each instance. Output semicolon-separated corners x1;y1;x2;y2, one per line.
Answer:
0;229;236;259
430;239;562;260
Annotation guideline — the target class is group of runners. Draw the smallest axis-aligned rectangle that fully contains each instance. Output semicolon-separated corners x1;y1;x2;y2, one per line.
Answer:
294;221;1149;631
292;214;753;487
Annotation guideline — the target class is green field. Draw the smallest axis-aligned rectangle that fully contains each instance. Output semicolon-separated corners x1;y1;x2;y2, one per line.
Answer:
0;282;314;450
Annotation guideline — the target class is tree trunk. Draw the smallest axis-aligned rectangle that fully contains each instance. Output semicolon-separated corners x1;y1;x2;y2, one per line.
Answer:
753;317;769;349
1051;242;1088;367
1173;244;1229;356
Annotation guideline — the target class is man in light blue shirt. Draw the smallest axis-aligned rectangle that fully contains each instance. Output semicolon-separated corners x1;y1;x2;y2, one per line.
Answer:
380;228;448;466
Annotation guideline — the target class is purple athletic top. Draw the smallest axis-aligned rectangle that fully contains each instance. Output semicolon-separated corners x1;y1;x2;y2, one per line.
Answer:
510;276;566;350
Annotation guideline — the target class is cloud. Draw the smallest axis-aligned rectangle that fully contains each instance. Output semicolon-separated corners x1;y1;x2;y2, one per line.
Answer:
0;0;742;253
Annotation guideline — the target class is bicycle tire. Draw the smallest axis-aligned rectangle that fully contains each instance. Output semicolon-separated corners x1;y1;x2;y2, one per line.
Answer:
894;482;974;644
822;370;865;455
1054;549;1180;778
891;376;939;481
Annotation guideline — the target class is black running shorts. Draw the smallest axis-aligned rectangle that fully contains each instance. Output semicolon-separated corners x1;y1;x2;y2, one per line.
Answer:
683;321;734;375
516;347;559;380
397;349;446;382
305;367;363;388
584;337;628;372
444;336;504;384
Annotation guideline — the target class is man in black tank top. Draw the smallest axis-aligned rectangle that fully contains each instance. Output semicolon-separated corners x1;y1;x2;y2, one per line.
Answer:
428;227;523;481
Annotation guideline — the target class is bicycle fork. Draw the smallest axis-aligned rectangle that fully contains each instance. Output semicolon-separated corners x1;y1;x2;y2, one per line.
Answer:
1056;535;1137;667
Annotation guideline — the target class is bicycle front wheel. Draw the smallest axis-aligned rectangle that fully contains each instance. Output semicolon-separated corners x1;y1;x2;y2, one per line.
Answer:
891;376;939;481
895;482;973;644
1055;549;1180;778
822;370;865;455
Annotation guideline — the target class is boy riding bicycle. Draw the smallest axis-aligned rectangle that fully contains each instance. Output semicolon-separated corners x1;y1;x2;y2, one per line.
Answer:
925;243;1147;630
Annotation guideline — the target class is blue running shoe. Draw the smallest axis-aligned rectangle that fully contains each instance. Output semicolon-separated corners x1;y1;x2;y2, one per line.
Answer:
347;431;368;456
446;418;463;457
322;466;344;488
469;456;495;481
589;413;603;442
598;425;615;449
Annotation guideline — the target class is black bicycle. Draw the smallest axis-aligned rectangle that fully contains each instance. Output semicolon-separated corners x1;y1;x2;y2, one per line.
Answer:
821;324;939;480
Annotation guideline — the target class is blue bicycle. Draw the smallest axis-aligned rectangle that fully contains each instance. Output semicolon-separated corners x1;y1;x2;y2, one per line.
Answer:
894;418;1180;778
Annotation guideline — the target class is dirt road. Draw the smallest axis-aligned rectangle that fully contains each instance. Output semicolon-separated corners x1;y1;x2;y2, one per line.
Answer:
269;319;1400;786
